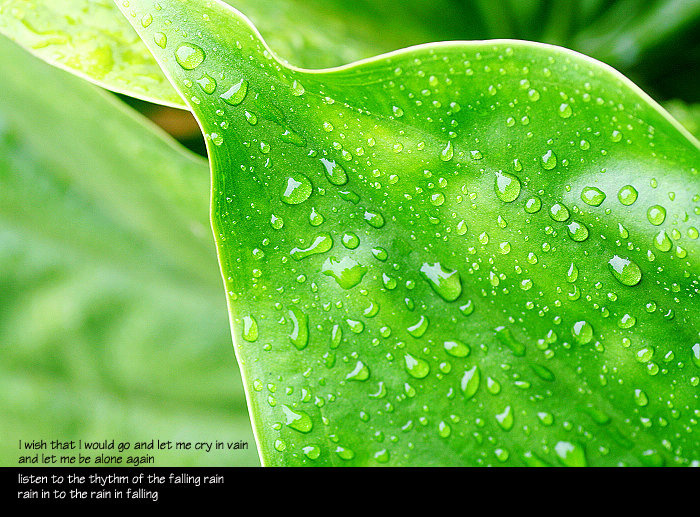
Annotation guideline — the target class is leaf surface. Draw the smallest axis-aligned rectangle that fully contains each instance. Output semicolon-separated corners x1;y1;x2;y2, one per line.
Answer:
4;1;698;108
0;36;258;466
117;0;699;466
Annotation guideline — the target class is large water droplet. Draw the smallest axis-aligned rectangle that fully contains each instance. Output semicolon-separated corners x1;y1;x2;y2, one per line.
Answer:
618;185;638;205
290;233;333;260
220;79;248;106
608;255;642;286
404;353;430;378
175;44;205;70
281;405;313;433
646;205;666;226
288;307;309;350
581;186;606;206
460;366;480;399
494;171;521;202
320;158;348;186
554;441;587;467
419;262;462;302
321;256;367;289
281;173;313;204
571;320;593;345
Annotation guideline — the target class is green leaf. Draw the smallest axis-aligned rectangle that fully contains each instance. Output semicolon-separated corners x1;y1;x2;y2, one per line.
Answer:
5;1;699;109
117;0;699;466
0;36;258;466
0;0;425;108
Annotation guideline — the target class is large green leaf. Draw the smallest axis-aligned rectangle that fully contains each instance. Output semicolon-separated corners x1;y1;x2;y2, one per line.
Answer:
4;1;698;109
117;0;699;467
0;35;258;466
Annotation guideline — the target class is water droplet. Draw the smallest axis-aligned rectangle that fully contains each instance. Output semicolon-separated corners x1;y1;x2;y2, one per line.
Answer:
196;73;217;94
288;307;309;350
175;43;205;70
495;326;525;356
558;103;573;118
618;185;638;205
444;340;470;358
242;315;258;342
302;445;321;460
341;232;359;249
571;320;593;345
154;32;167;49
220;79;248;106
321;257;367;289
525;196;542;213
440;141;454;161
290;233;333;260
407;315;429;338
460;366;480;399
494;171;521;202
291;79;305;96
567;220;589;242
281;173;312;204
633;389;649;407
335;446;355;461
346;360;370;381
320;158;348;186
363;210;385;228
495;406;514;431
549;202;570;222
531;364;555;382
608;255;642;286
646;205;666;226
581;186;606;206
541;150;557;170
281;405;313;433
653;230;672;252
554;441;587;467
419;262;462;302
404;353;430;378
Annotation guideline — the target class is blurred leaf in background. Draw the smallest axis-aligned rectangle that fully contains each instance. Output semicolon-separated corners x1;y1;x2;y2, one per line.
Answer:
0;36;258;466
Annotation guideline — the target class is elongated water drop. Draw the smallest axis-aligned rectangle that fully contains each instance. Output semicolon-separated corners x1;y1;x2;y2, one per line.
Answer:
404;353;430;379
460;366;480;399
419;262;462;302
554;441;587;467
281;405;313;433
608;255;642;286
346;360;370;381
242;315;258;342
320;158;348;186
288;307;309;350
321;257;367;289
290;233;333;260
